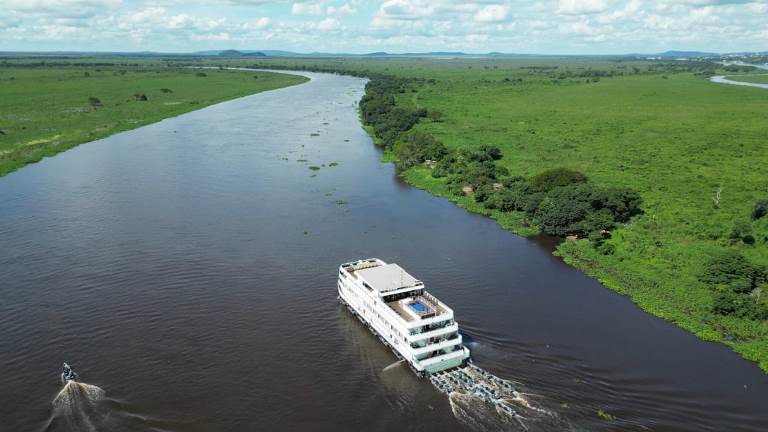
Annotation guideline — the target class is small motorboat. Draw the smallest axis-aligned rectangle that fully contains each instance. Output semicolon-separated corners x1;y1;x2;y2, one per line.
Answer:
61;362;78;384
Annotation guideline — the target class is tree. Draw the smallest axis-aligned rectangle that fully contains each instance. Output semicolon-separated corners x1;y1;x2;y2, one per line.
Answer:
478;145;503;160
590;188;642;223
700;251;764;289
393;132;448;168
534;184;593;236
88;96;102;109
580;208;616;234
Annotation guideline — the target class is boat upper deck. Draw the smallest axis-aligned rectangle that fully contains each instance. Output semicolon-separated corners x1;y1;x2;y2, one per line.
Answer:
342;259;453;324
386;293;449;322
346;261;422;293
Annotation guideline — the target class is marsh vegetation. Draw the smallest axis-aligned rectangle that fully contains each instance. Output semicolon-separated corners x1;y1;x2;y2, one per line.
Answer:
0;61;306;176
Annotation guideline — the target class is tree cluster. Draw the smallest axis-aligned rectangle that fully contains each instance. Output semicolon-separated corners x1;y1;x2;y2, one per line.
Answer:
700;251;768;320
476;168;641;239
428;142;641;241
359;76;642;244
359;77;427;149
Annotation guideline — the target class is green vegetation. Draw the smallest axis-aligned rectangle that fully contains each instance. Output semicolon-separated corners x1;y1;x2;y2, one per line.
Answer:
0;63;306;176
701;251;768;320
209;56;768;371
596;410;616;421
359;74;642;241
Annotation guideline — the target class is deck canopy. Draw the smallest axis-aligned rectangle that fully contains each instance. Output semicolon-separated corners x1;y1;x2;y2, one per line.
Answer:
356;263;421;293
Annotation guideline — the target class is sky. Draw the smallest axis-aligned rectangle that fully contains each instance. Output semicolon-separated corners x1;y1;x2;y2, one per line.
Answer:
0;0;766;54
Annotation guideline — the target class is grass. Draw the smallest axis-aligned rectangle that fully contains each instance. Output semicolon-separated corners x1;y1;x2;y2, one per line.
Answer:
406;69;768;372
0;65;307;177
210;56;768;371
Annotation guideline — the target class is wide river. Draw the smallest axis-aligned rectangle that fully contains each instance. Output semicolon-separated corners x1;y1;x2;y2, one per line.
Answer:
2;72;767;431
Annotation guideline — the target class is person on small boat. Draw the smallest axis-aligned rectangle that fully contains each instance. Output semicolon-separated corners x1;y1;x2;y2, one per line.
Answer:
61;362;78;383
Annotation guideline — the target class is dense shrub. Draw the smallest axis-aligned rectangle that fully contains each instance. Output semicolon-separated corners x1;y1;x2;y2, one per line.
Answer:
88;96;102;108
729;220;754;244
700;251;764;288
753;200;768;220
589;188;643;223
700;251;768;320
534;184;593;236
393;131;448;168
478;145;502;161
468;168;640;238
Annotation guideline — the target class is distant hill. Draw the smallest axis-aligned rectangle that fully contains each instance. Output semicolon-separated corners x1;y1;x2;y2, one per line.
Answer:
5;48;767;60
655;50;720;58
196;49;267;57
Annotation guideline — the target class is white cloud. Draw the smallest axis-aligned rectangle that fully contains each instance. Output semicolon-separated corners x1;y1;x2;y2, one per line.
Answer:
558;0;611;14
2;0;768;54
474;4;510;22
746;1;768;12
4;0;123;18
465;33;489;43
327;3;357;16
292;2;324;16
316;17;341;30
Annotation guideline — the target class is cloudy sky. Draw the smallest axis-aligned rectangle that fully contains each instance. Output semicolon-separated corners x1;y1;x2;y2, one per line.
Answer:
1;0;766;54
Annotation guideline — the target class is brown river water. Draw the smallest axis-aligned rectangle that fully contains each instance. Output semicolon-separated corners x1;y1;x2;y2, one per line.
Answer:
1;72;766;431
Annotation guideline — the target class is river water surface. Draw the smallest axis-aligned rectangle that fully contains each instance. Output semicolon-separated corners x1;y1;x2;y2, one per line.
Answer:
1;72;767;431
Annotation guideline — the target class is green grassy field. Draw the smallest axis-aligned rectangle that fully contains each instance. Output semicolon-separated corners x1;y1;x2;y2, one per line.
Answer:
0;64;307;176
727;74;768;84
211;57;768;371
406;66;768;372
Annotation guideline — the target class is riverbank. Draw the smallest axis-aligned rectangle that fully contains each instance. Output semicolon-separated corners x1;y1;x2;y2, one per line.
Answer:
388;70;768;373
0;65;307;177
229;58;768;372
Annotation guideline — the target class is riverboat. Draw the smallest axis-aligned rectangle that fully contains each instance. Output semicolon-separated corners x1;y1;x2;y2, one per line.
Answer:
338;258;470;374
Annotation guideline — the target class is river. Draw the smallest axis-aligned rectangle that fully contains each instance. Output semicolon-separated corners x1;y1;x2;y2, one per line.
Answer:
710;75;768;89
1;71;767;431
711;61;768;89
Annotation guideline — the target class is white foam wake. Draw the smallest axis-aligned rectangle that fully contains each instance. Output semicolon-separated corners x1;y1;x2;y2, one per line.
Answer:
431;363;569;431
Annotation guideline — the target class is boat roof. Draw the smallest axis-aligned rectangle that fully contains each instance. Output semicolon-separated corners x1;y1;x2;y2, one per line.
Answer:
355;263;420;293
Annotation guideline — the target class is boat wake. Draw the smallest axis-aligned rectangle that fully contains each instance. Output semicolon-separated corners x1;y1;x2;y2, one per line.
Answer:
46;381;111;432
382;359;406;372
431;363;573;431
44;365;182;432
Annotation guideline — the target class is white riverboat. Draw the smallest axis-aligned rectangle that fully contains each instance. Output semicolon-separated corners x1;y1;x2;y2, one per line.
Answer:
338;258;470;374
